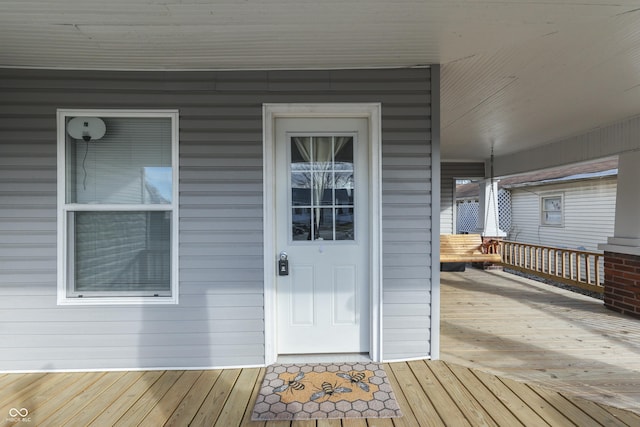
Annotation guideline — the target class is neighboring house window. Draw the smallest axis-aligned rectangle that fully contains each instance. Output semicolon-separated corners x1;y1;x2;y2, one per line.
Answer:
541;194;563;226
57;110;179;304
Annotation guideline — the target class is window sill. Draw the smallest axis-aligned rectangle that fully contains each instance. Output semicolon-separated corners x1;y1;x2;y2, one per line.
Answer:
57;295;178;306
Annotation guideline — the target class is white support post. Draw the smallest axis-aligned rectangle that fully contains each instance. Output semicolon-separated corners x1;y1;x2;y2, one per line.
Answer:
476;179;506;238
599;151;640;255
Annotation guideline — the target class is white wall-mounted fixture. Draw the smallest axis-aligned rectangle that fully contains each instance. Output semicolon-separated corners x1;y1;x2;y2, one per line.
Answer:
67;117;106;142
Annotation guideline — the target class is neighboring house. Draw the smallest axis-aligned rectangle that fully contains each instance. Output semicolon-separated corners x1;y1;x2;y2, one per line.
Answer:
0;67;438;372
454;159;618;252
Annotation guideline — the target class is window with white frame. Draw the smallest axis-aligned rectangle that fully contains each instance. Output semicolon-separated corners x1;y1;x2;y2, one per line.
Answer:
541;194;563;226
57;110;179;304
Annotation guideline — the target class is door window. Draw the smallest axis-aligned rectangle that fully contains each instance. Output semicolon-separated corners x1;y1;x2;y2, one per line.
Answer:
290;135;354;241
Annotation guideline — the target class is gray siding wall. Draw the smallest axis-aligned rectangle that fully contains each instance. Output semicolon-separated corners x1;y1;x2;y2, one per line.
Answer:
0;67;433;370
509;178;617;251
440;162;485;235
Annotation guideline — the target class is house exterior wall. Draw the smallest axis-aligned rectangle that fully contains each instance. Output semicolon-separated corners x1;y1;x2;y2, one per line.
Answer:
440;162;484;235
508;178;617;251
0;67;434;371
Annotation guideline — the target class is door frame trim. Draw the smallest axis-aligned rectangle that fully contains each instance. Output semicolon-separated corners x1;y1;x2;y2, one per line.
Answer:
262;103;382;365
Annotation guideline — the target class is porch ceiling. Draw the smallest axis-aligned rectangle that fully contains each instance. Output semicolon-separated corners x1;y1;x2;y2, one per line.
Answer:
3;1;640;162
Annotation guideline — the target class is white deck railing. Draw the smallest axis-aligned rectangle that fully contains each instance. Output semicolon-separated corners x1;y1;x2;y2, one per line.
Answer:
499;240;605;295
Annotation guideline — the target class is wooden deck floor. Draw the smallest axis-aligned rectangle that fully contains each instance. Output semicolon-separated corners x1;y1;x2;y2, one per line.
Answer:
2;359;640;426
2;269;640;425
441;267;640;415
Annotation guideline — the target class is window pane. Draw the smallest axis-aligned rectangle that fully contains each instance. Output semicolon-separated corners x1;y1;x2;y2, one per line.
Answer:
316;208;334;241
336;207;354;240
334;173;354;204
291;137;311;166
312;137;333;171
334;137;353;169
543;197;561;211
292;172;312;206
314;172;334;206
544;211;562;225
72;211;171;294
66;117;172;204
292;208;312;241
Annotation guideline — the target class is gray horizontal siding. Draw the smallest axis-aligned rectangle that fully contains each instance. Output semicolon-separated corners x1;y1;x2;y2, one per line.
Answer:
440;162;485;235
381;71;433;359
509;178;617;251
0;67;432;370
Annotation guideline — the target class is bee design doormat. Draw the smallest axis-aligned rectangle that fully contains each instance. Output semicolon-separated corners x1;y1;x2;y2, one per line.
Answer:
251;363;403;421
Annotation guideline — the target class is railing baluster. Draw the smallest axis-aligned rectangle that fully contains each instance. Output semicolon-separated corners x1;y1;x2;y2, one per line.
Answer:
496;240;604;295
519;244;523;268
577;254;582;282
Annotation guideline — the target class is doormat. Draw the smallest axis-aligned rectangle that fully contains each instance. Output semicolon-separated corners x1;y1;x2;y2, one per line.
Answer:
251;362;403;421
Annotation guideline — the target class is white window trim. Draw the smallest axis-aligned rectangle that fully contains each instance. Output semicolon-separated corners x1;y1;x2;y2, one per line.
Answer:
540;193;564;227
57;109;180;305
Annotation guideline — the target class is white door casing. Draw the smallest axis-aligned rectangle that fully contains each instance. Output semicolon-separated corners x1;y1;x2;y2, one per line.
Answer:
263;103;382;364
275;118;369;354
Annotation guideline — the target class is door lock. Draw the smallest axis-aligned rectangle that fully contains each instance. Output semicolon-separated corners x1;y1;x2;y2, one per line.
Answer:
278;251;289;276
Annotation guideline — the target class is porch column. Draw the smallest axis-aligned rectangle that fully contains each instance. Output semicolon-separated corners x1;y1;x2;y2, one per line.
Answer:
476;179;506;238
599;151;640;318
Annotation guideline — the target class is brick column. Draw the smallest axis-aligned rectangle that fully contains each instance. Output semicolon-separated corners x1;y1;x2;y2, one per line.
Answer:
604;252;640;318
599;151;640;319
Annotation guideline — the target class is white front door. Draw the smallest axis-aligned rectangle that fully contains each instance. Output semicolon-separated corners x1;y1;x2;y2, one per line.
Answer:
275;117;370;354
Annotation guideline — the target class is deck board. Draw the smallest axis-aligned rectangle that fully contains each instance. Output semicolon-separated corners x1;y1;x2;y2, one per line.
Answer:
600;404;640;426
426;360;498;426
89;370;164;426
441;268;640;414
163;369;221;427
240;367;266;427
498;378;573;426
407;360;472;426
216;368;260;427
388;361;444;427
70;371;146;426
566;397;631;427
39;371;126;427
28;372;102;425
191;368;241;426
471;369;548;427
2;362;639;426
115;370;185;426
445;362;524;427
2;269;640;425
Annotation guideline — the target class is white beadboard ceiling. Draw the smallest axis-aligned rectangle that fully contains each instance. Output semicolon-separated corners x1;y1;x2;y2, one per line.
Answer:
3;0;640;162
